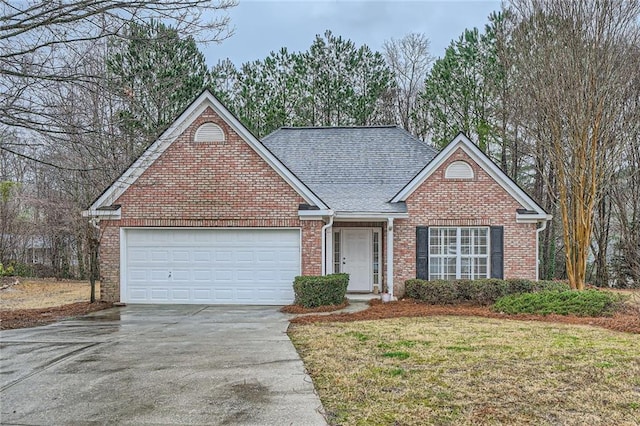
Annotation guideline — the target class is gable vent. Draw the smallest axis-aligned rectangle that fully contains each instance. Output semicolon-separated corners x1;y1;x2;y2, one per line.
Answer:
194;123;225;143
445;161;474;179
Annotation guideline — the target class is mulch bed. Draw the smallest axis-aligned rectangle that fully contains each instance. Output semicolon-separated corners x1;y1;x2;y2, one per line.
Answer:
3;298;638;334
290;298;640;334
0;301;113;330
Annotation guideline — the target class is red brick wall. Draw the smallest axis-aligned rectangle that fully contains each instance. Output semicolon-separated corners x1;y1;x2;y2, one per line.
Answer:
393;147;538;296
98;106;323;302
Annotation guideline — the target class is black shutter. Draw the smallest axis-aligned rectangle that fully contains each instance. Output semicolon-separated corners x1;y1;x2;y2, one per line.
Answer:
490;226;504;279
416;226;429;280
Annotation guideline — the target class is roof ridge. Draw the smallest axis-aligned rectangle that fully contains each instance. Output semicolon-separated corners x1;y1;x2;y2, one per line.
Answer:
278;125;398;130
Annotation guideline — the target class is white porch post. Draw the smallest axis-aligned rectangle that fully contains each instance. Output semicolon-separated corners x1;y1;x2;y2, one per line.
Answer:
325;225;333;274
387;217;394;298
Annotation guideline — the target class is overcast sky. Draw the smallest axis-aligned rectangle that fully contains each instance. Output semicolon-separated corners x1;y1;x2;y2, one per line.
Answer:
202;0;501;67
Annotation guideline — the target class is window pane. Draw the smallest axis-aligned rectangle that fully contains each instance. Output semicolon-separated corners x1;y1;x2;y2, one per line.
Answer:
460;231;471;255
474;228;488;255
444;257;457;280
460;258;471;279
429;257;441;280
475;258;488;278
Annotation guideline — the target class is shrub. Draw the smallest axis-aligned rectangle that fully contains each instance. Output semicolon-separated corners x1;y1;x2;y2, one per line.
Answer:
0;263;15;277
463;279;510;305
293;273;349;308
533;280;571;292
405;279;459;304
10;262;35;277
405;278;571;305
493;289;627;317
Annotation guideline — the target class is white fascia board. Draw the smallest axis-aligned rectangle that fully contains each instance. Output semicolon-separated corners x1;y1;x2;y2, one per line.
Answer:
516;213;553;223
81;208;121;219
298;209;333;220
298;209;333;216
334;212;409;220
88;90;327;211
392;133;547;216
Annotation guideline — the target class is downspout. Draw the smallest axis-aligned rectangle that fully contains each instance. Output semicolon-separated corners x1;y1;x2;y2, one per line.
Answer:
387;217;394;299
535;219;549;281
321;210;335;276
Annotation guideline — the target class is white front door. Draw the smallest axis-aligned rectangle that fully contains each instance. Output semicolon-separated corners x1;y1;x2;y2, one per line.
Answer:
342;229;372;292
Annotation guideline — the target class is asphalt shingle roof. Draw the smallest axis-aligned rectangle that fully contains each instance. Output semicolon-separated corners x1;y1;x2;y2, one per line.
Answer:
261;126;438;213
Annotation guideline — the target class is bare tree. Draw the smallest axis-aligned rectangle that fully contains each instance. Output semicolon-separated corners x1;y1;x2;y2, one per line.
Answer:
507;0;640;289
0;0;236;134
383;33;433;135
610;55;640;287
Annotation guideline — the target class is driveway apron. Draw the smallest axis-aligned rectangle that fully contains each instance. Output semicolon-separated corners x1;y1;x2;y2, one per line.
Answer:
0;305;327;425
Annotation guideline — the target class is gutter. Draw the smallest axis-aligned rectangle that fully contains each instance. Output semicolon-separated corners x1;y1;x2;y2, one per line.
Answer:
321;210;335;275
535;215;552;281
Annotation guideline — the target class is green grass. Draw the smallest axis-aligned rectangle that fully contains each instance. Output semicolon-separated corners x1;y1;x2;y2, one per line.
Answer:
289;316;640;426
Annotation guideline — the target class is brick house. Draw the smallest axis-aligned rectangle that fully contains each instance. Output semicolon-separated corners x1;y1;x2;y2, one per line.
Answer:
84;90;550;305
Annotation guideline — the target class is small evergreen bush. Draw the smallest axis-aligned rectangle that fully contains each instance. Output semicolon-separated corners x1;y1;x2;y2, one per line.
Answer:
293;273;349;308
405;278;570;305
405;279;458;304
493;289;627;317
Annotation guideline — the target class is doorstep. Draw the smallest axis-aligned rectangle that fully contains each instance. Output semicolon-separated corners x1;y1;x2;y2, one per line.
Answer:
346;293;381;302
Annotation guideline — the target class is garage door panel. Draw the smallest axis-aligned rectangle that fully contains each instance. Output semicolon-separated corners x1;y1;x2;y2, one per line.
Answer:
171;289;190;301
256;251;276;262
150;288;170;301
213;270;233;282
193;270;211;281
193;288;211;301
215;289;234;302
150;270;170;282
172;270;191;281
191;251;210;262
172;250;190;262
236;251;254;262
128;269;147;282
123;229;300;305
215;251;232;262
129;288;148;300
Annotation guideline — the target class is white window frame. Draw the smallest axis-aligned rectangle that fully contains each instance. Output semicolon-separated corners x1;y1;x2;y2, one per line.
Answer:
428;227;490;280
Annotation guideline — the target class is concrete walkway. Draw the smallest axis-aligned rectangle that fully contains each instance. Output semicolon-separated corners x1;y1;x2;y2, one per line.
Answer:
0;305;327;425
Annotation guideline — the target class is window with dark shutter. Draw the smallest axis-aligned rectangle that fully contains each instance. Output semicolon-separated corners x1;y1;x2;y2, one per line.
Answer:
416;226;429;280
424;226;491;280
490;226;504;279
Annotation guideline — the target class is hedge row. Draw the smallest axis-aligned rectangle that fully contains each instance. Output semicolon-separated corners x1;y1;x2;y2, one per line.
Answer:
293;273;349;308
493;290;627;317
405;278;570;305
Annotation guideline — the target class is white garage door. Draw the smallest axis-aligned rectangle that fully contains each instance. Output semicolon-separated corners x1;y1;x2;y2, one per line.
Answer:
123;228;300;305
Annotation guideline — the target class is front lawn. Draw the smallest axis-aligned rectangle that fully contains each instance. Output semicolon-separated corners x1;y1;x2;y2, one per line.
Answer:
289;317;640;425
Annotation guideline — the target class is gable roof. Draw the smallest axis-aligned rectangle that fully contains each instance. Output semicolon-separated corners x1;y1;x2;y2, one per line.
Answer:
262;126;438;214
392;133;549;222
84;90;327;217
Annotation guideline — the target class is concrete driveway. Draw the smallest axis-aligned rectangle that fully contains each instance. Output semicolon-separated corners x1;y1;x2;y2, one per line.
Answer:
0;305;327;425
